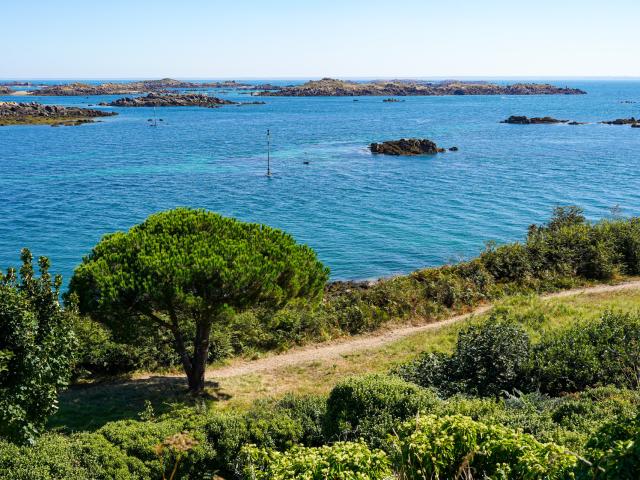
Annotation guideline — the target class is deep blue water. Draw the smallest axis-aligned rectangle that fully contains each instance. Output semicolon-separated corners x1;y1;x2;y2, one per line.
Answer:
1;80;639;283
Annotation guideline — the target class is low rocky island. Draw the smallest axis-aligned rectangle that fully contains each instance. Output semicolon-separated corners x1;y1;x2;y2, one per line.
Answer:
370;138;446;155
259;78;587;97
0;86;13;95
30;78;259;96
0;101;117;126
501;115;570;124
101;93;236;108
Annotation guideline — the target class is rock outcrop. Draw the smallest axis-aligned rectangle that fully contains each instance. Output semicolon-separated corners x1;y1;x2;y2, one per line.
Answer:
501;116;569;124
370;138;445;155
0;101;117;126
0;86;12;95
101;93;236;108
259;78;587;97
601;117;638;125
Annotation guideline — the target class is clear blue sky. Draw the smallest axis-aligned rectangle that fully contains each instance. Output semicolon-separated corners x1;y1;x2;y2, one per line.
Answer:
1;0;638;79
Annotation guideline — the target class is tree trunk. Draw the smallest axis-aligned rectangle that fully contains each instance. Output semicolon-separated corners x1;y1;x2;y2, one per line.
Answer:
187;320;211;394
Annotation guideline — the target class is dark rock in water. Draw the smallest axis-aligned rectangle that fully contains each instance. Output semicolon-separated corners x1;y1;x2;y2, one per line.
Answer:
601;117;638;125
620;100;637;104
449;146;459;151
501;115;568;124
567;121;586;125
632;123;640;128
370;138;445;156
236;101;266;106
102;93;236;108
383;98;404;102
0;101;117;126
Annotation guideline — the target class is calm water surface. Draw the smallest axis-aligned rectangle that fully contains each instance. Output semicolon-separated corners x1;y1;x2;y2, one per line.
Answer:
1;80;639;283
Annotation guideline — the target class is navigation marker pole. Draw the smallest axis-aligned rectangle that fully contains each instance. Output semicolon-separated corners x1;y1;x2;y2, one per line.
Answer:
266;129;272;177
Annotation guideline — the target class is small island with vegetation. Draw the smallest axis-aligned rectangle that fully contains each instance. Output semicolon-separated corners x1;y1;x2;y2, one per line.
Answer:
0;101;117;126
258;78;587;96
29;78;278;96
100;93;237;108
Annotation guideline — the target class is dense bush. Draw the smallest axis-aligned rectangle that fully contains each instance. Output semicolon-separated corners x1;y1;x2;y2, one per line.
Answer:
533;310;640;395
397;309;640;399
239;441;392;480
391;414;577;480
323;374;439;447
395;316;531;397
576;411;640;479
0;250;76;443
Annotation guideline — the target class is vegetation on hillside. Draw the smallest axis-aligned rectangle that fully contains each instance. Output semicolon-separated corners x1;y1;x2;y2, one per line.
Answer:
2;206;640;478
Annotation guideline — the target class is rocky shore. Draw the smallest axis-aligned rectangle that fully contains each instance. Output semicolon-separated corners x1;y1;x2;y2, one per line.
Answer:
0;101;117;126
370;138;446;155
259;78;587;97
101;93;236;108
0;86;12;95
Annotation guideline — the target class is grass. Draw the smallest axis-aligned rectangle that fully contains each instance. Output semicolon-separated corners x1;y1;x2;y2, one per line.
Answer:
50;286;640;432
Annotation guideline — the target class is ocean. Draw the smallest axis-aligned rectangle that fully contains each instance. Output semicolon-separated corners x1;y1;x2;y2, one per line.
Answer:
1;80;639;283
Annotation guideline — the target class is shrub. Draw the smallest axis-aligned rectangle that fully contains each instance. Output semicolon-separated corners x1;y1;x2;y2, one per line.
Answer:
391;414;577;480
576;412;640;479
97;417;210;478
202;407;307;475
395;316;531;397
0;250;76;443
324;374;439;447
533;311;640;395
239;441;392;480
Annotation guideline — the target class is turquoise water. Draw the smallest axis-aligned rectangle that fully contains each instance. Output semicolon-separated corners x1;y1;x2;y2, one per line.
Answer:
1;80;639;283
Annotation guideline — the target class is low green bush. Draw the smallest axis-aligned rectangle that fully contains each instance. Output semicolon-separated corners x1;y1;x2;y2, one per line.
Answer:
239;441;392;480
391;414;577;480
323;374;439;447
576;411;640;479
395;315;531;397
533;311;640;395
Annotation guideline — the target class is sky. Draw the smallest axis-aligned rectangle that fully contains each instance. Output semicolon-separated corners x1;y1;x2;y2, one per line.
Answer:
1;0;638;79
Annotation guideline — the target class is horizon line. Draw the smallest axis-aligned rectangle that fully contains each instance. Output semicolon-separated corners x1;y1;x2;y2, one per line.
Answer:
2;75;640;81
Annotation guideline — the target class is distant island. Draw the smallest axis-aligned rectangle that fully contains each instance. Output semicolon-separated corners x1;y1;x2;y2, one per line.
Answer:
29;78;278;96
0;101;117;126
258;78;587;96
101;93;237;108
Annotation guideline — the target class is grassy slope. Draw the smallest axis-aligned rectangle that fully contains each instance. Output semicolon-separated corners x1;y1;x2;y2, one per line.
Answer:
50;285;640;433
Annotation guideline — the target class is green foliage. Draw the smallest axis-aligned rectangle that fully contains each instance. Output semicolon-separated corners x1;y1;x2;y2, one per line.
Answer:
0;249;76;443
69;208;328;391
239;441;392;480
533;310;640;395
391;414;577;480
395;316;531;397
324;374;439;447
576;411;640;479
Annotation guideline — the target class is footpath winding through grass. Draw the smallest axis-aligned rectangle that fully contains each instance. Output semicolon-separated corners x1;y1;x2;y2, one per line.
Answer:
51;279;640;431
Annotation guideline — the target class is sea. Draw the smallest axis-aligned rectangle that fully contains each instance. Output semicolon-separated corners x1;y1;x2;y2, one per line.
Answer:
1;79;639;284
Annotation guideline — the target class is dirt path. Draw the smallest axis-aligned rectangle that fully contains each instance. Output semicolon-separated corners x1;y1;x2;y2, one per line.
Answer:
144;281;640;381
